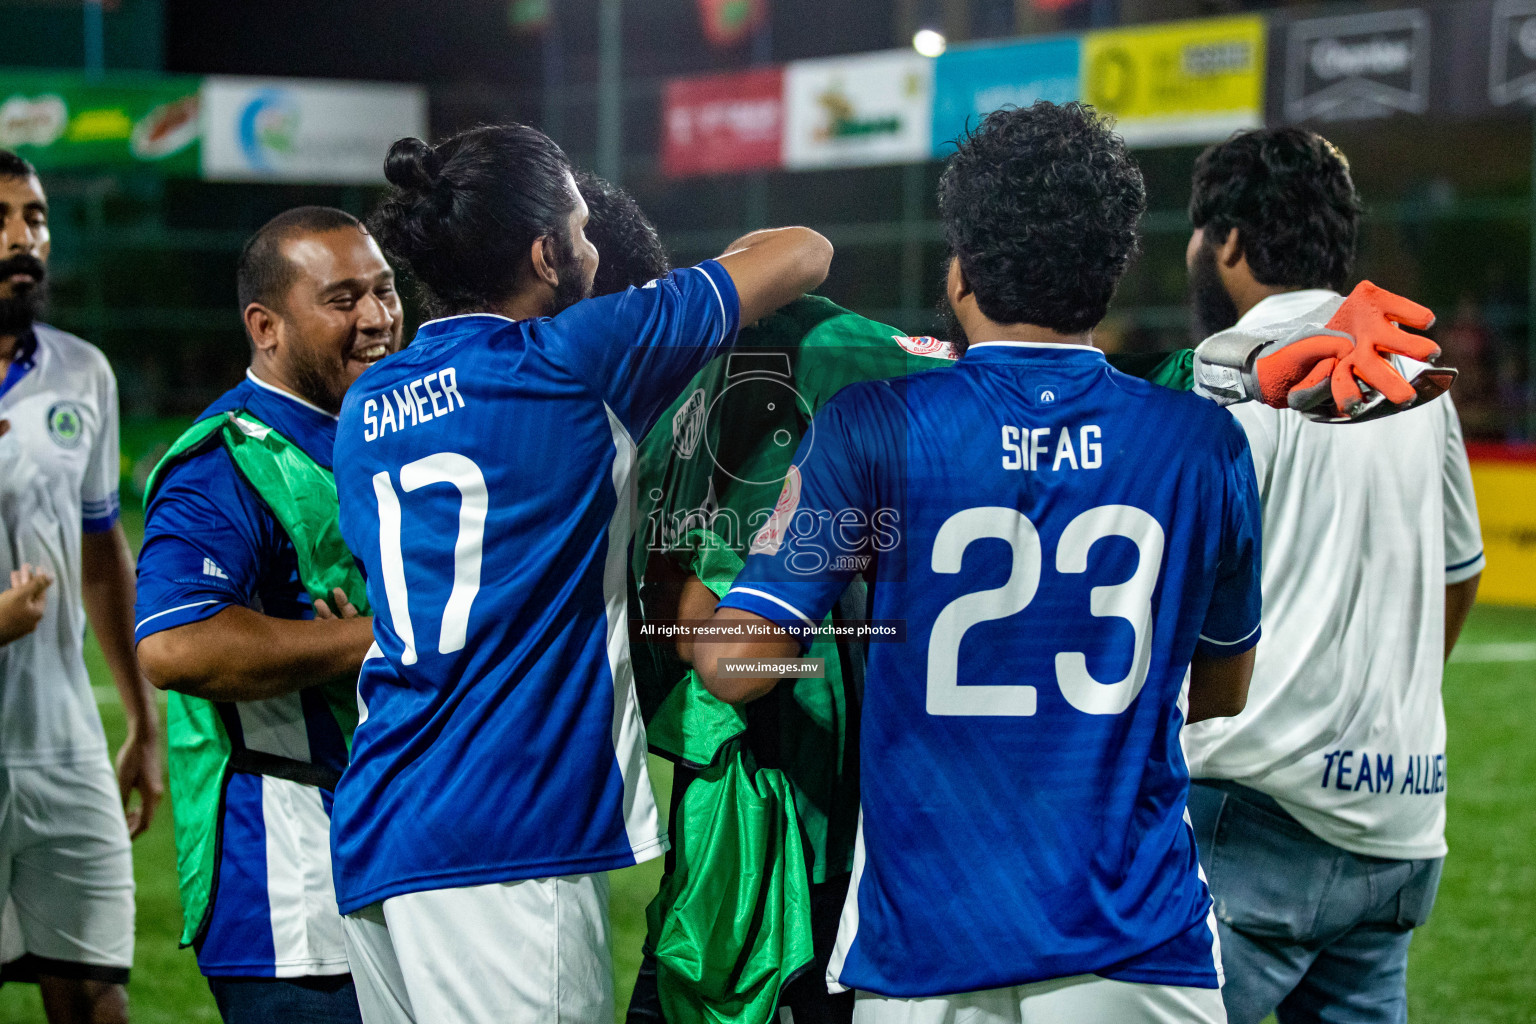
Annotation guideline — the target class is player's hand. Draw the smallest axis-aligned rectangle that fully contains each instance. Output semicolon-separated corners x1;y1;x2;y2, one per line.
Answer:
0;564;52;646
0;418;9;440
314;587;362;619
116;720;164;840
1262;281;1442;416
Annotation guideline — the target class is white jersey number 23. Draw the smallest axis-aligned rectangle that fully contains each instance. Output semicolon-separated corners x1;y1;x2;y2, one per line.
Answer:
927;504;1164;717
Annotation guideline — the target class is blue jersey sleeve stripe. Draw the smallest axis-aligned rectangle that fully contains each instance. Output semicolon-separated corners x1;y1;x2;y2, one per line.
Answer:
1197;621;1261;647
82;491;120;522
135;599;223;635
82;508;120;533
1446;550;1484;573
1446;553;1485;585
724;586;818;631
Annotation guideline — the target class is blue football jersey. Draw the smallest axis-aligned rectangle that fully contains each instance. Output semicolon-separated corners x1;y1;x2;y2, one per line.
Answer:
718;341;1262;997
331;262;739;913
137;373;352;976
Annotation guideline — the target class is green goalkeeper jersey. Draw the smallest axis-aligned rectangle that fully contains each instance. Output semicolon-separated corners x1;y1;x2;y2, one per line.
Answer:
632;295;954;881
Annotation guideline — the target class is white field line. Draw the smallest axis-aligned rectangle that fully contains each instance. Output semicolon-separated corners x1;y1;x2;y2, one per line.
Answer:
1449;641;1536;664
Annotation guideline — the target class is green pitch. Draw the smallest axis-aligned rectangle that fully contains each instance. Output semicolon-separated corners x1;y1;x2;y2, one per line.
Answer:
2;510;1531;1023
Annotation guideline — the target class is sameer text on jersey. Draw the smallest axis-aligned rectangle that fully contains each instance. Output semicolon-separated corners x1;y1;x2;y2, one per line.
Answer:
362;367;467;442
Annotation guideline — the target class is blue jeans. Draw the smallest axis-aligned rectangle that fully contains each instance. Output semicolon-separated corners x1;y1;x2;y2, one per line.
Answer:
207;974;363;1024
1187;781;1443;1024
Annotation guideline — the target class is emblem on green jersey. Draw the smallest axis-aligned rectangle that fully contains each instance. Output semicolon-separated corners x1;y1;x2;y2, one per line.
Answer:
46;402;85;449
673;388;706;459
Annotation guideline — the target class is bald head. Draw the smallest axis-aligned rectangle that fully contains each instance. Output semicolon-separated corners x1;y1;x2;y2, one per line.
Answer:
238;205;402;414
238;206;368;314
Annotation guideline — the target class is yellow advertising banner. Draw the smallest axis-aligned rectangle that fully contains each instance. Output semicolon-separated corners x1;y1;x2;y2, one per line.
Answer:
1083;16;1265;147
1468;452;1536;607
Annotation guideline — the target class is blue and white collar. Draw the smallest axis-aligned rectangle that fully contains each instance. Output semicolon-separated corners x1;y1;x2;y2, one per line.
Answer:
245;368;340;422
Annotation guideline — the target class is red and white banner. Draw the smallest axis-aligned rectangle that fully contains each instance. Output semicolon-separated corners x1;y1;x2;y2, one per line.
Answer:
662;67;784;178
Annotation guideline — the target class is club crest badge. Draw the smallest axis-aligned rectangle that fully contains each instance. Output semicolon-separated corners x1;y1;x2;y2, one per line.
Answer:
673;388;706;459
895;335;958;360
749;466;801;556
46;402;85;449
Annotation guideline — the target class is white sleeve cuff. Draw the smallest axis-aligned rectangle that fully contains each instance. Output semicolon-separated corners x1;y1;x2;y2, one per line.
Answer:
1446;551;1486;585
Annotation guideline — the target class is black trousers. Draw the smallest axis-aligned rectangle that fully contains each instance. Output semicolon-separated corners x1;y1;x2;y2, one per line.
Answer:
207;974;363;1024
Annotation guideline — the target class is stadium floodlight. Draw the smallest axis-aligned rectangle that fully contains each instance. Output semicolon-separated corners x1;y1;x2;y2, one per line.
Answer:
912;28;947;58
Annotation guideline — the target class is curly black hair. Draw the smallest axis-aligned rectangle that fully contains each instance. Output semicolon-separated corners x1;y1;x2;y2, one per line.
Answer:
937;101;1145;337
575;170;670;297
1189;127;1362;292
369;125;576;318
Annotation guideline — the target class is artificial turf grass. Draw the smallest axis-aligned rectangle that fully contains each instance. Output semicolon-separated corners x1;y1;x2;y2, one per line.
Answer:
1405;605;1536;1024
0;688;673;1024
0;508;1527;1022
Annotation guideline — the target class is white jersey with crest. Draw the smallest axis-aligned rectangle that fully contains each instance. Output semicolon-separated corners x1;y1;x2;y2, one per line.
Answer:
0;324;121;768
1182;289;1485;860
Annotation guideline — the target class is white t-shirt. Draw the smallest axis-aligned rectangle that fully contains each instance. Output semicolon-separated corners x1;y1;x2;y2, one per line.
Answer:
0;324;121;768
1182;289;1485;861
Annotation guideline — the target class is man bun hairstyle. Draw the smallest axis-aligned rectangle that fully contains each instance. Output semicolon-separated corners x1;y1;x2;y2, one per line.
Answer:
370;124;577;318
1189;127;1362;293
237;205;365;313
938;101;1146;335
384;136;444;192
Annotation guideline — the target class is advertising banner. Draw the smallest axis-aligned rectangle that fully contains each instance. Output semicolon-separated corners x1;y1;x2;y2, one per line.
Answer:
1082;16;1265;146
663;68;784;178
1467;444;1536;606
783;50;934;169
1490;0;1536;105
0;73;201;175
1285;10;1431;122
931;36;1080;154
201;77;427;184
1266;1;1518;123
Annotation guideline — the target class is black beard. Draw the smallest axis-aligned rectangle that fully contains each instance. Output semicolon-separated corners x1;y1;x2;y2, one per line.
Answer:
287;346;347;415
1190;241;1240;339
0;254;48;336
549;232;592;315
935;261;969;356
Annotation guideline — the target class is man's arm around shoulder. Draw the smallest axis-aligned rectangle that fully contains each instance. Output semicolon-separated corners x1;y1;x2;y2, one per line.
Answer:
715;228;833;326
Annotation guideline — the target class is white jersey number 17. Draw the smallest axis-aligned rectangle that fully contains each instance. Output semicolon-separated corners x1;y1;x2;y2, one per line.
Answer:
372;453;488;666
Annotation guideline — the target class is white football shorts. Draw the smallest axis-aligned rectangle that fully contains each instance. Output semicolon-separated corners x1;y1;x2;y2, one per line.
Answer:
851;974;1228;1024
342;872;612;1024
0;758;135;982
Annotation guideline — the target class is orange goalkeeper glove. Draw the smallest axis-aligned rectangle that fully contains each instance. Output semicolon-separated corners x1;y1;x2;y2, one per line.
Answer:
1193;281;1455;422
